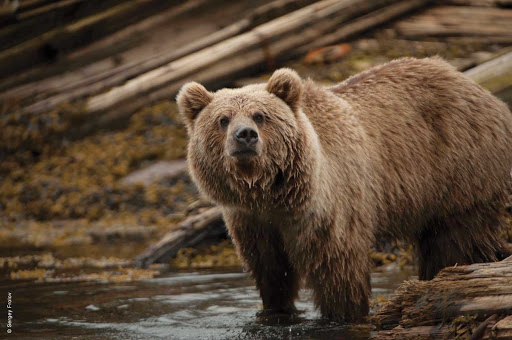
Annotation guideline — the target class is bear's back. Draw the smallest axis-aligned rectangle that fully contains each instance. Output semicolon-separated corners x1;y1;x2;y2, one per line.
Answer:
310;57;512;235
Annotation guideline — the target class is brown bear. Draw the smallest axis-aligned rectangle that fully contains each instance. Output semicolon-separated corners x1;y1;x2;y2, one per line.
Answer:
177;57;512;323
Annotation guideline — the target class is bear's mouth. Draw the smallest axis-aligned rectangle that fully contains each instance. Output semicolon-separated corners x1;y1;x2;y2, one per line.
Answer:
230;148;258;160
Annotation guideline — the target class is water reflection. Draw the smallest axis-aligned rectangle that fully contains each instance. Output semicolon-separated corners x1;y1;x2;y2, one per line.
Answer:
2;263;415;339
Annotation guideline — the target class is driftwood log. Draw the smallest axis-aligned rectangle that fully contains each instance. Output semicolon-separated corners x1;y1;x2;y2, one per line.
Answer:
372;256;512;339
9;0;322;115
0;0;209;93
297;0;426;53
0;0;125;50
84;0;430;134
395;6;512;39
0;0;413;108
83;0;406;116
0;0;176;78
0;0;427;141
464;50;512;87
134;206;224;268
436;0;512;7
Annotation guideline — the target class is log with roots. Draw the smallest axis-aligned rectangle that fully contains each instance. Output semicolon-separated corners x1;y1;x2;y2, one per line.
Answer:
372;256;512;339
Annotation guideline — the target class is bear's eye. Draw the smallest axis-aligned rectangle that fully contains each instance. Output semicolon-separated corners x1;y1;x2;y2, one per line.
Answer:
253;112;264;124
219;116;230;128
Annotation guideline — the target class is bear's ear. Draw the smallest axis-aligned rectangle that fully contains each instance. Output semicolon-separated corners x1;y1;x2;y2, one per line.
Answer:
176;82;213;126
266;68;302;112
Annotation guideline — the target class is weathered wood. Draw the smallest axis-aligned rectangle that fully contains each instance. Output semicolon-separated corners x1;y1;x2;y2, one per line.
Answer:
373;257;512;339
486;316;512;339
119;160;187;187
0;0;209;96
464;50;512;86
83;0;400;116
395;6;512;38
436;0;498;6
134;207;225;268
72;0;415;137
373;325;451;339
0;0;176;78
0;0;125;50
17;0;63;14
436;0;512;6
298;0;428;54
10;0;321;114
374;316;512;339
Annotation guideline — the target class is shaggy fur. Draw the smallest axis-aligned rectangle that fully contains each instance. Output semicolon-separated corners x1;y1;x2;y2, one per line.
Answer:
177;57;512;323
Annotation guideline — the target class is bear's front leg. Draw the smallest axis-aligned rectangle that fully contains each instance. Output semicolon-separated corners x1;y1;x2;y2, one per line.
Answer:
309;259;370;323
223;209;299;314
298;227;372;323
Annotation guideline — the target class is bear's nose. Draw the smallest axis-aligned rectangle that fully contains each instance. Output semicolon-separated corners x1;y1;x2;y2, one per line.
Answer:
234;127;258;146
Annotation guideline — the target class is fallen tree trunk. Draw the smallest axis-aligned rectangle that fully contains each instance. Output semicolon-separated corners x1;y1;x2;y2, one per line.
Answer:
94;0;428;133
0;0;125;50
435;0;512;6
72;0;417;137
372;256;512;339
0;0;210;96
298;0;427;53
82;0;403;116
0;0;176;78
464;50;512;86
395;6;512;38
134;207;225;268
11;0;321;114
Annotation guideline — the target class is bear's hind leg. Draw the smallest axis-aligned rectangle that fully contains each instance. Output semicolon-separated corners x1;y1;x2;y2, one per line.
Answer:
418;201;511;280
229;222;299;314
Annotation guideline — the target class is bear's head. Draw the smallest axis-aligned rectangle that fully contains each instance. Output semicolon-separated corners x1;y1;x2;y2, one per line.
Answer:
177;68;314;210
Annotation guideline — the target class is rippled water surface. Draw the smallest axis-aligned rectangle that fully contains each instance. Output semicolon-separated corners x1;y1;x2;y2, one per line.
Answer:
3;264;414;339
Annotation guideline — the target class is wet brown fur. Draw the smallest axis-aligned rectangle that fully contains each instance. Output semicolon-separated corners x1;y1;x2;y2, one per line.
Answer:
177;57;512;323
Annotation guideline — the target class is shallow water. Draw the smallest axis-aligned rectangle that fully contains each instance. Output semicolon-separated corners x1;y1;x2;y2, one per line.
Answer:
2;263;414;340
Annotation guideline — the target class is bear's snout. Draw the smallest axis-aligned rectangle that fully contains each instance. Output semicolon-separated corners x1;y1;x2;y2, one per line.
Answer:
234;127;258;147
227;125;261;160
